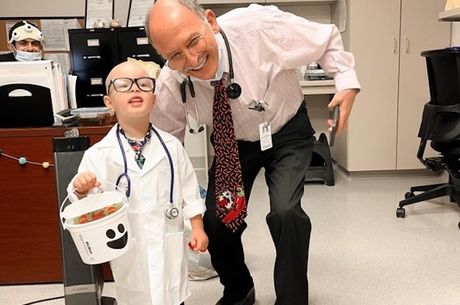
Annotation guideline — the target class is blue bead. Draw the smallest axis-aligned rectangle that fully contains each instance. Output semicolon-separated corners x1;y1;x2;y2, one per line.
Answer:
18;157;27;165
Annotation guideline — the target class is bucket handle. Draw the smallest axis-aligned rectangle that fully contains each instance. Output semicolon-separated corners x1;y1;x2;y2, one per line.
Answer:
59;181;128;230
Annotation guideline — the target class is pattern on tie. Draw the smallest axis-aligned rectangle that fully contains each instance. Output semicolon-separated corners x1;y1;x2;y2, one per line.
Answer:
120;124;152;169
212;72;247;232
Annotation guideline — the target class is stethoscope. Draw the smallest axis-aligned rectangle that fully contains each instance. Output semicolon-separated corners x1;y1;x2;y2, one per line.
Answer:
180;28;242;134
115;124;179;220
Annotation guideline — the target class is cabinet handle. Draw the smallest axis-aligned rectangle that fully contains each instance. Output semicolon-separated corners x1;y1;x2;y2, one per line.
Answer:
393;37;398;54
404;37;409;54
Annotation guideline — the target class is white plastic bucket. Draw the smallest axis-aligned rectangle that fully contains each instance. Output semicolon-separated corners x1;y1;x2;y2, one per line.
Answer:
60;186;130;265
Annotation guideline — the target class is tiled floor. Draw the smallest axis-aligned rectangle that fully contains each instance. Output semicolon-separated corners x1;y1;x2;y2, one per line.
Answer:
2;168;460;305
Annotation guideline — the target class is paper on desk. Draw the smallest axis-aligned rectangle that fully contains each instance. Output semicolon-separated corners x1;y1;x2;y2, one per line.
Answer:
52;62;69;113
67;74;78;109
45;53;71;74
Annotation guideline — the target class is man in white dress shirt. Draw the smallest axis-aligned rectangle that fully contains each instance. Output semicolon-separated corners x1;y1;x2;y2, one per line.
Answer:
147;1;360;304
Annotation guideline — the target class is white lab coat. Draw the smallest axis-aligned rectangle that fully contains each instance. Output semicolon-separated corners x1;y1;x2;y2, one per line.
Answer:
68;124;206;305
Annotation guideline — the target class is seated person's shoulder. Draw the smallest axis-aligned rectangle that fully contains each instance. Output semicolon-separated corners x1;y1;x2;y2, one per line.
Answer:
0;52;16;62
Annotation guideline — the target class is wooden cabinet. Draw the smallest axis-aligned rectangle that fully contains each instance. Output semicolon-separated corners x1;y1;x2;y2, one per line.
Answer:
0;126;111;284
333;0;451;171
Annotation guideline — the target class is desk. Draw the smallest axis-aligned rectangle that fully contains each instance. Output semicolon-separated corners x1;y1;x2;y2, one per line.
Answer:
300;79;335;95
0;126;111;284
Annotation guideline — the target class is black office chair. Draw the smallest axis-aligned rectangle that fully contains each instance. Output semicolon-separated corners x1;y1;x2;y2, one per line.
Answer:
396;47;460;229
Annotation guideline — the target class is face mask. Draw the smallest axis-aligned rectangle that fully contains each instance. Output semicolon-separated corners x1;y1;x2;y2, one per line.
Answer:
212;47;225;81
14;50;42;62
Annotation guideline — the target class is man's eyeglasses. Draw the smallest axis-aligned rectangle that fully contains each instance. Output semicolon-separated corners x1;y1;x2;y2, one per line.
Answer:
166;22;208;70
108;77;156;93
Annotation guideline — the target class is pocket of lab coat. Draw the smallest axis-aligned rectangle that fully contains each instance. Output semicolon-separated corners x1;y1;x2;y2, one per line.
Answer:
110;241;145;292
164;230;187;289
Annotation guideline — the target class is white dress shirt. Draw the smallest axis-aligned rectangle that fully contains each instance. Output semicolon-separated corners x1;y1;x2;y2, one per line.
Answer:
151;4;361;142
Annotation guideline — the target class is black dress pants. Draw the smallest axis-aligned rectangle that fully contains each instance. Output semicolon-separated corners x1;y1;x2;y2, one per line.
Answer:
204;103;315;305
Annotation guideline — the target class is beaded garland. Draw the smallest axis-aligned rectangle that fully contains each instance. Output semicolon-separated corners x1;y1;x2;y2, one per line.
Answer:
0;148;52;168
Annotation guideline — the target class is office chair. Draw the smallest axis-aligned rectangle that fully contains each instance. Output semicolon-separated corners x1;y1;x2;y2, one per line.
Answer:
396;47;460;229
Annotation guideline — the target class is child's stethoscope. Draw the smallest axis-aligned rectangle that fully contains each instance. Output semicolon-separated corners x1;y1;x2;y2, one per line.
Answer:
115;124;179;220
180;29;242;134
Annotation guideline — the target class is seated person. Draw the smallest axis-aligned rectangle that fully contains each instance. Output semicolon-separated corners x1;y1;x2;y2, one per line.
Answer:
0;20;44;62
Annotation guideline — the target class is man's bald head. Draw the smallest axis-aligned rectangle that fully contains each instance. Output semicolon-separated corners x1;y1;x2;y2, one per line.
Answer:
146;0;205;48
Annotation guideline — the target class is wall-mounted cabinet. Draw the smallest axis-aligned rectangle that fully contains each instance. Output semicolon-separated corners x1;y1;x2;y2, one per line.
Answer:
334;0;451;172
439;7;460;21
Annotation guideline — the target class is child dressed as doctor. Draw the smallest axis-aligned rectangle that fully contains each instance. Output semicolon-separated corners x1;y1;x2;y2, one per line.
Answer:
68;60;208;305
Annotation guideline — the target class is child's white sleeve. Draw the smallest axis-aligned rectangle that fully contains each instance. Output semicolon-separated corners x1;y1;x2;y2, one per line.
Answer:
177;143;206;219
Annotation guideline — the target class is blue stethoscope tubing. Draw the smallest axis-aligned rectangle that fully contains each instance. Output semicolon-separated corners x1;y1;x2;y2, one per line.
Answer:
115;124;174;204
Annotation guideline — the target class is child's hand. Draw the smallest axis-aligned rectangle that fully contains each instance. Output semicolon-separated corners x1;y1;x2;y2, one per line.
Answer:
188;228;209;252
73;172;100;196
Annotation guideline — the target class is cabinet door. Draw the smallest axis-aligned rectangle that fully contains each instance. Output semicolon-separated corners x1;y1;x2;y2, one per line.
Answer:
0;127;110;284
339;0;400;171
396;0;451;169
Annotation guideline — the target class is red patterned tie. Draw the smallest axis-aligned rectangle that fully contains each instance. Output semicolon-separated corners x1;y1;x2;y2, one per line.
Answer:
211;72;247;232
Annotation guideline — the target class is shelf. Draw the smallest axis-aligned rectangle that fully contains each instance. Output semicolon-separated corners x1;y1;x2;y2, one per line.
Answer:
439;7;460;21
300;79;335;95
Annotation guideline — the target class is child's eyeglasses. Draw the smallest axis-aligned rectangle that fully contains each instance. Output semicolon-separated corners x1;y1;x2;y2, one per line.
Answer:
109;77;156;93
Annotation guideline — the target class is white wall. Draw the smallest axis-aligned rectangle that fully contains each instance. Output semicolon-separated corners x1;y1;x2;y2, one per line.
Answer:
0;0;86;17
0;0;132;27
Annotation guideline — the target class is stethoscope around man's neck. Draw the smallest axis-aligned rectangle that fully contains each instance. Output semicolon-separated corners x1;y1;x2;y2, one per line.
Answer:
180;28;242;134
115;124;174;205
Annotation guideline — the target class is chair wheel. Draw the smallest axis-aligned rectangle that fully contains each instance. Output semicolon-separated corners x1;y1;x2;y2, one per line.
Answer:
404;192;414;199
396;207;406;218
458;222;460;230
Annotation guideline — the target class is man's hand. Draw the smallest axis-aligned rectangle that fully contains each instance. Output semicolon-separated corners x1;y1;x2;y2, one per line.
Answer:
327;88;359;133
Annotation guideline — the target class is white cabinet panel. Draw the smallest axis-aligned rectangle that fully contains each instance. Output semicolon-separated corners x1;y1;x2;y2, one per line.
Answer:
334;0;400;171
335;0;451;172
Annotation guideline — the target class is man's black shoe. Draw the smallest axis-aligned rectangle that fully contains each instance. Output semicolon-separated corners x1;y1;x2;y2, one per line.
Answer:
215;287;255;305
